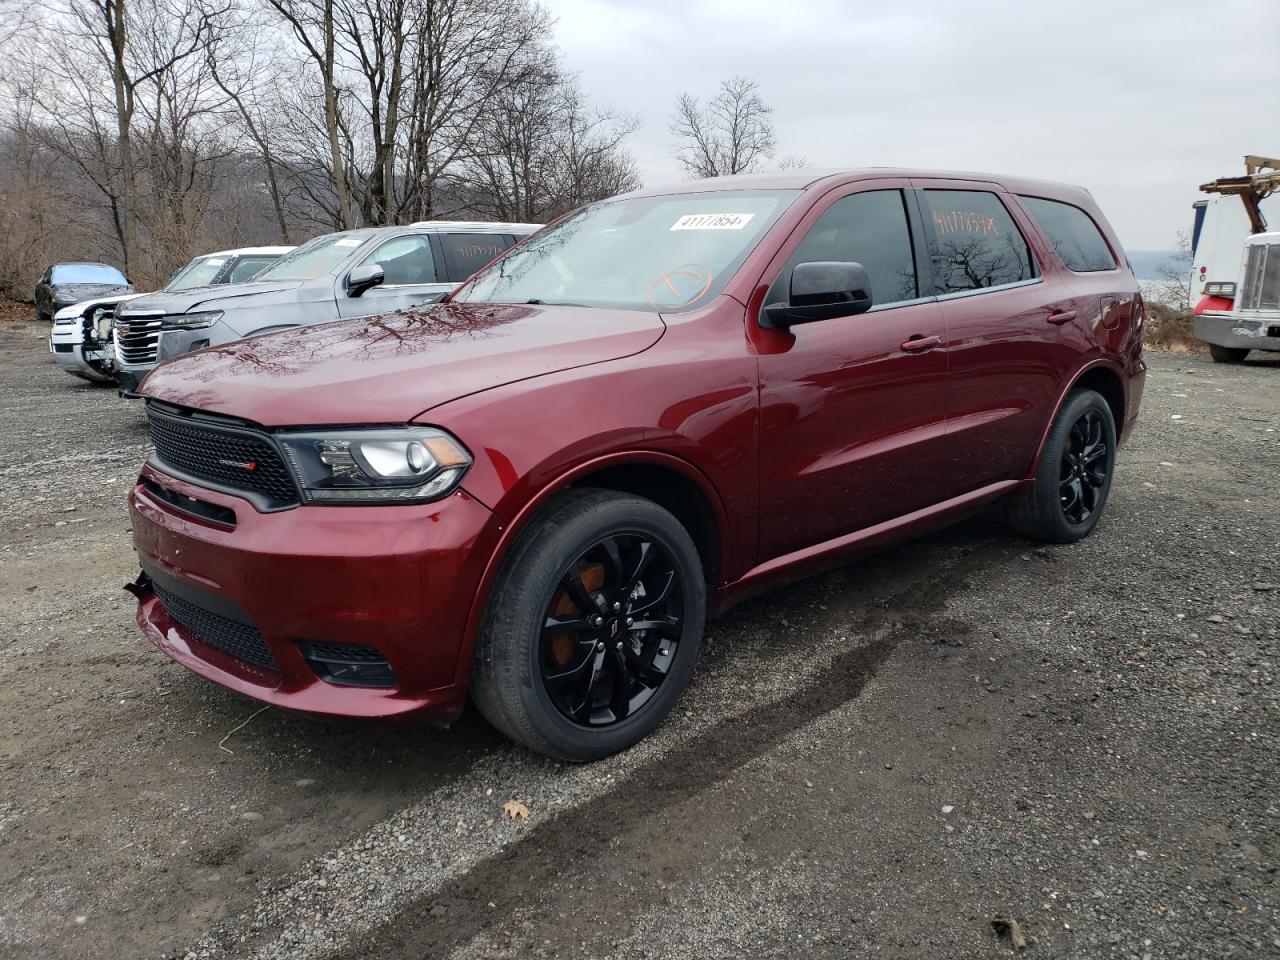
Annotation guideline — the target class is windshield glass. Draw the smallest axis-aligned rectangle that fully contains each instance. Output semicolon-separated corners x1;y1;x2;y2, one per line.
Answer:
166;256;227;291
254;234;366;282
451;190;800;312
52;263;127;285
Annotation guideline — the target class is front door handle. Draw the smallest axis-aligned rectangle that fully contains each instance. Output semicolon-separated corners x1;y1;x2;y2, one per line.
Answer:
901;334;942;352
1047;309;1077;325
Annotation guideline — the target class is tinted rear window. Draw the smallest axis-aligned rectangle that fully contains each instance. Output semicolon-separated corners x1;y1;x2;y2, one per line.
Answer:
1020;196;1116;272
440;233;512;280
921;190;1035;293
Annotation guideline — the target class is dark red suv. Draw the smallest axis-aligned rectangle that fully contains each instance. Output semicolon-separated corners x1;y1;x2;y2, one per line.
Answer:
128;170;1145;760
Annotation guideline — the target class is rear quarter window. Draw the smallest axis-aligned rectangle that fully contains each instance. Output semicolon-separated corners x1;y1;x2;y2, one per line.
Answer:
440;233;513;281
1019;196;1117;272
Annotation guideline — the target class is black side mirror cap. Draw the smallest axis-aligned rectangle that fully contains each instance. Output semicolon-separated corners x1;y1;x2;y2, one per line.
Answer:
761;260;873;328
346;264;385;298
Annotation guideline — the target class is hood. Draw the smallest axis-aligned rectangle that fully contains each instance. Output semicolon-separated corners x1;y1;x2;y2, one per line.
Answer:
53;292;147;322
117;280;305;316
53;282;133;302
140;302;666;426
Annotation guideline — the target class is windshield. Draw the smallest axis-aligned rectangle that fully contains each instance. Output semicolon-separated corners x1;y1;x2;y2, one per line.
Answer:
451;190;800;312
166;256;227;291
254;234;366;282
52;263;127;285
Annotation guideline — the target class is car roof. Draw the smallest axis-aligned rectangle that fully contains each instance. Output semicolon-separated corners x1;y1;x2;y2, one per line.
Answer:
198;246;295;258
618;168;1097;205
52;261;120;269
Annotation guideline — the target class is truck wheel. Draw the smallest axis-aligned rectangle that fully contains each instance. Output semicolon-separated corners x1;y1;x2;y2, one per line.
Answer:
471;488;705;762
1008;388;1117;544
1209;344;1249;363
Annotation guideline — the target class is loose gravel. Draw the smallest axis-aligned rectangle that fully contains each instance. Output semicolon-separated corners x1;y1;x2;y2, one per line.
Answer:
0;320;1275;960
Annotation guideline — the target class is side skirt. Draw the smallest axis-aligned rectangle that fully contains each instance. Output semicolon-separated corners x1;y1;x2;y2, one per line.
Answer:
710;479;1023;616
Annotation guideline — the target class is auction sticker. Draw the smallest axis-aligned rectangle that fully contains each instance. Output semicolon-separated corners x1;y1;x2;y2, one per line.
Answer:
670;213;754;231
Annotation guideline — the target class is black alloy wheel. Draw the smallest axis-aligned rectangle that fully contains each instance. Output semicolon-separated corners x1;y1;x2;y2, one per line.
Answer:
1059;410;1109;525
471;489;706;762
540;533;685;727
1007;387;1117;544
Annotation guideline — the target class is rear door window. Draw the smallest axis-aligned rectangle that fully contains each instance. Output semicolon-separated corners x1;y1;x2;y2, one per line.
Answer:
362;236;437;285
439;233;514;281
920;190;1035;293
767;190;919;308
1019;196;1116;272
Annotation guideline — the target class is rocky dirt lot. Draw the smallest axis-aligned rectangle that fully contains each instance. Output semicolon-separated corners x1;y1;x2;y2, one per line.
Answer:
0;319;1276;960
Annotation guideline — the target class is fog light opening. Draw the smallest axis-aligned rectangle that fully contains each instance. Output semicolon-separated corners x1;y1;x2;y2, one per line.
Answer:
298;641;397;688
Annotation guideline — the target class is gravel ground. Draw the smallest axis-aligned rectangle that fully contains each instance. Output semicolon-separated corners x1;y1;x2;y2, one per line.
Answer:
0;318;1276;960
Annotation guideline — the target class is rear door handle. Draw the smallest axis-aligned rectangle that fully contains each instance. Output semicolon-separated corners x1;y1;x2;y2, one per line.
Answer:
901;335;942;352
1047;309;1077;325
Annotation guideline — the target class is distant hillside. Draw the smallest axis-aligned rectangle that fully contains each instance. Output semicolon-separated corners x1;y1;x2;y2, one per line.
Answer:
1128;249;1186;282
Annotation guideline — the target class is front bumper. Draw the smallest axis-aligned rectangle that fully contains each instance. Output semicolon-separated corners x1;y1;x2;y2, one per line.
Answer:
129;463;501;720
49;323;113;382
1194;314;1280;352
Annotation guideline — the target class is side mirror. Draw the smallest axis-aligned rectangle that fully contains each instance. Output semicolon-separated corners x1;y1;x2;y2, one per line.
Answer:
346;264;385;298
761;261;873;328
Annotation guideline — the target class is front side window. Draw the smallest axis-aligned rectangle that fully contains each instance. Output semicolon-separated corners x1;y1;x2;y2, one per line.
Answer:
921;190;1035;293
167;256;227;291
256;234;368;282
52;263;128;285
361;235;437;285
766;190;918;309
1020;196;1116;272
451;190;800;313
440;233;512;280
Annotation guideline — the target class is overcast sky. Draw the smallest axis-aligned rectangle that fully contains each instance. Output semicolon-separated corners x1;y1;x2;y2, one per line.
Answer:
541;0;1277;250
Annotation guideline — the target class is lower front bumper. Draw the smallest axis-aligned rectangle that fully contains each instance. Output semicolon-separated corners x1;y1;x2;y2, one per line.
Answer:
130;464;501;720
1194;314;1280;352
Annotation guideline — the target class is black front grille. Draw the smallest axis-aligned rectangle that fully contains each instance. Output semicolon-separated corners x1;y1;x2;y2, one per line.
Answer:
147;407;299;508
115;316;162;364
153;582;279;671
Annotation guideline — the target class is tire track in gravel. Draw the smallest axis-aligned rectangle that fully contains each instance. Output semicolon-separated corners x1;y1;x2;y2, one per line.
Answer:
332;533;1020;960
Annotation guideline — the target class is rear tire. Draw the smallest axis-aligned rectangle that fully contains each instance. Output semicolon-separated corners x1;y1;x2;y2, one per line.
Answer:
471;488;705;762
1008;388;1117;544
1209;344;1249;363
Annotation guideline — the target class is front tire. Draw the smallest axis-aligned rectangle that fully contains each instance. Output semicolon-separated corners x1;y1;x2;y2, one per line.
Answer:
471;488;705;762
1008;388;1117;543
1209;344;1249;363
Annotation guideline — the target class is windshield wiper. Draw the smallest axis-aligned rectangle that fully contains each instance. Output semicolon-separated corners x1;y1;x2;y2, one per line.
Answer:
523;298;589;307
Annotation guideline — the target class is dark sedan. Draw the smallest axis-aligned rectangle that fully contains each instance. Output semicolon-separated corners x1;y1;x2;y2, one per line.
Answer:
35;262;133;322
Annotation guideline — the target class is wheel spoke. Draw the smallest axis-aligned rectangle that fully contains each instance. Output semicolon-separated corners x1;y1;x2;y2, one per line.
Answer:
620;642;667;685
628;570;676;615
606;646;632;720
630;616;681;638
544;644;597;693
542;614;596;635
599;537;625;590
621;541;656;596
560;565;599;615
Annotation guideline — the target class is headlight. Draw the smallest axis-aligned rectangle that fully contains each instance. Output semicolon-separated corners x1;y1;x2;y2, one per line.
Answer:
161;311;222;330
277;427;471;503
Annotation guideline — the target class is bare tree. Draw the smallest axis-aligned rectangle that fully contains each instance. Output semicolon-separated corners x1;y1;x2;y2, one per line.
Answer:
670;75;776;179
464;62;639;222
1152;231;1193;309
